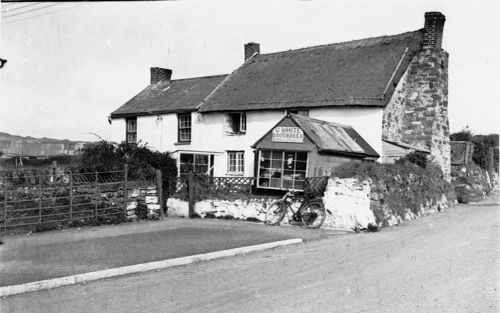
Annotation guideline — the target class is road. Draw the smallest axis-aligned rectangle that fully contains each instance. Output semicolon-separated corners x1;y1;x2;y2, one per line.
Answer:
1;193;498;313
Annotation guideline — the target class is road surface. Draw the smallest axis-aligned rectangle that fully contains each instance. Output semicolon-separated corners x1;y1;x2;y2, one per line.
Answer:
1;193;498;312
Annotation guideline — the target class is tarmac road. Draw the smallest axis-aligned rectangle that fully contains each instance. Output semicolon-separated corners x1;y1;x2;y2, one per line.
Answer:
1;193;498;313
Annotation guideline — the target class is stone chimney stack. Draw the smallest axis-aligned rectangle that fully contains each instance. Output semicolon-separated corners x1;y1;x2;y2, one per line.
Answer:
150;67;172;84
244;42;260;61
422;12;446;50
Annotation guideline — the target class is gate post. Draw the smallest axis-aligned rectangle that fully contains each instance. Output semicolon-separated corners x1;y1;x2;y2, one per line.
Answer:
188;172;195;218
156;170;165;219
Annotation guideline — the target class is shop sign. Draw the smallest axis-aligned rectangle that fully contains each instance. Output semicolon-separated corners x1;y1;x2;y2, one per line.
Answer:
271;127;304;143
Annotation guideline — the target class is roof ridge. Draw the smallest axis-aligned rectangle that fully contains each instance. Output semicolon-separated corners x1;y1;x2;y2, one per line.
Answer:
198;52;260;111
259;29;423;57
170;74;228;82
290;113;353;129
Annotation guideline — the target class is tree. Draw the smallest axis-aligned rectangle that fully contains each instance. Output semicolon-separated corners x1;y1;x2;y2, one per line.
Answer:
449;129;472;142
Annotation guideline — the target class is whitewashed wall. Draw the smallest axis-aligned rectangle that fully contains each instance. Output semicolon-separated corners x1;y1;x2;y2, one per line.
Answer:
111;106;383;177
308;107;384;158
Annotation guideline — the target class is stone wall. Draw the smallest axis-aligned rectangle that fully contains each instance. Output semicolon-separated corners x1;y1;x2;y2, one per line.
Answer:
167;175;450;230
126;185;161;220
383;50;451;179
321;177;374;230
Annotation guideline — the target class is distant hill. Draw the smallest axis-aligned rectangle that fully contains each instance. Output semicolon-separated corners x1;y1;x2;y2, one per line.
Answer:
0;131;87;158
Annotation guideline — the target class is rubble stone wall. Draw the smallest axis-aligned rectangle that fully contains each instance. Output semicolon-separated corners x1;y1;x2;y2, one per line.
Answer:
383;50;450;179
126;185;161;220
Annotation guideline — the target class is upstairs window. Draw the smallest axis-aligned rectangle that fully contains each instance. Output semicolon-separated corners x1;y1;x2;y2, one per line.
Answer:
126;117;137;144
225;112;246;134
178;113;191;143
227;151;244;174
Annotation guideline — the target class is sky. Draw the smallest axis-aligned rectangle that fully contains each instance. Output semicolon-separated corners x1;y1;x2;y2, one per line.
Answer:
0;0;499;141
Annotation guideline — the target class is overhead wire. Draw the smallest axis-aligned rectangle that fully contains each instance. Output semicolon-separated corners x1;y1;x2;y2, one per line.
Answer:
2;3;82;24
2;3;62;20
2;3;41;13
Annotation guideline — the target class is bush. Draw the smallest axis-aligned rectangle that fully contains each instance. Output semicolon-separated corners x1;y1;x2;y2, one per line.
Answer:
451;164;491;204
77;140;177;180
331;161;454;224
394;151;428;168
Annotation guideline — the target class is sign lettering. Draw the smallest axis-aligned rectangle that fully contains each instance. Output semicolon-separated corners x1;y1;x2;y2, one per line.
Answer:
271;127;304;143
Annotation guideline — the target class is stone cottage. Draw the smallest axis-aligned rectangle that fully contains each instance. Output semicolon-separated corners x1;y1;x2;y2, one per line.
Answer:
109;11;450;186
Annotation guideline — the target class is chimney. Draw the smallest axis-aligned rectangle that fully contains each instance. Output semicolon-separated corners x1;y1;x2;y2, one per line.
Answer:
422;12;446;50
244;42;260;61
150;67;172;84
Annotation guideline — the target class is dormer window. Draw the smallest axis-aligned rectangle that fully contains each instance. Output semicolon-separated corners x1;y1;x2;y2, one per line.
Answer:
225;112;246;135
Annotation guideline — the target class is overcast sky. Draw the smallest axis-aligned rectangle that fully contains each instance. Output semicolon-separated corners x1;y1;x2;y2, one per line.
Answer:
0;0;499;141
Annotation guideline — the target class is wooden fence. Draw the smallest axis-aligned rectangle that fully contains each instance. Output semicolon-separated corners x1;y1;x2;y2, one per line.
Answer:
0;168;129;233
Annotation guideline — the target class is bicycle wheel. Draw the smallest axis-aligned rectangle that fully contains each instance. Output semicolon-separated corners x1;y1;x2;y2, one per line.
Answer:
264;201;286;226
299;200;326;229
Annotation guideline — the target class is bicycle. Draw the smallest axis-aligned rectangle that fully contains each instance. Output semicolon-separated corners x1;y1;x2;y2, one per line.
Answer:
264;190;326;229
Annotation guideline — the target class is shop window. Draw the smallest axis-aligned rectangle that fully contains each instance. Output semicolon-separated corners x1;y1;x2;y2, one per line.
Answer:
257;150;308;190
126;117;137;144
227;151;244;174
178;113;191;143
179;153;209;177
225;112;246;134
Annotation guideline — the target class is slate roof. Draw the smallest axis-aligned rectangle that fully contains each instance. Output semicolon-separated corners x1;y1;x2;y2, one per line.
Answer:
199;30;423;113
110;74;227;118
255;113;379;158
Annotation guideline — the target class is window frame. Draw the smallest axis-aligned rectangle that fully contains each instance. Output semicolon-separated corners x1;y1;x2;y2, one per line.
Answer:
177;113;192;143
227;151;245;175
225;112;247;135
126;117;137;144
256;149;308;191
179;153;210;177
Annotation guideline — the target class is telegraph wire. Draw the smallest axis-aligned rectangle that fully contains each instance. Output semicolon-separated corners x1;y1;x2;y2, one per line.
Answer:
2;3;61;19
2;4;82;24
1;3;42;13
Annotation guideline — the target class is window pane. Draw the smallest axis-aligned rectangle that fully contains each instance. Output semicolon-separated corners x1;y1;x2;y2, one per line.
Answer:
180;154;194;164
284;158;295;170
259;169;271;178
294;180;305;190
283;170;294;180
260;158;270;168
261;150;271;159
296;161;307;171
195;154;208;164
295;171;306;180
180;164;193;174
296;152;307;161
270;178;281;188
270;169;282;179
271;159;282;169
272;151;282;159
282;179;293;189
258;178;269;187
194;165;208;174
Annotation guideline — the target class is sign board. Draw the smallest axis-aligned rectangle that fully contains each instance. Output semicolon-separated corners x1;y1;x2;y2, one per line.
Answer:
271;127;304;143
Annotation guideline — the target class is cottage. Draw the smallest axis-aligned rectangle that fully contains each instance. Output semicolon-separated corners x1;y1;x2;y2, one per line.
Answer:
109;11;450;187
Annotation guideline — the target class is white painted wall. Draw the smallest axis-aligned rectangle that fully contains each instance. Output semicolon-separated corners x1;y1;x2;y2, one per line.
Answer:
110;113;182;152
111;106;383;177
308;107;383;158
